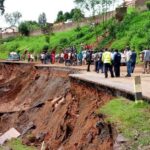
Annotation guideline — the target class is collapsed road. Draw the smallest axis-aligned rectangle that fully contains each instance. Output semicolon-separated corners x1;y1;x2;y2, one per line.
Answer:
0;62;116;149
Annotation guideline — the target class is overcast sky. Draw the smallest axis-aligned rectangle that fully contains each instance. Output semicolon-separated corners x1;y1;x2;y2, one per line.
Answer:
0;0;124;28
0;0;76;27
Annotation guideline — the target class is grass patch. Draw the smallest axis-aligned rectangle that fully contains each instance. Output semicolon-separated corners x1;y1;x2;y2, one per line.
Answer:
0;139;36;150
99;98;150;148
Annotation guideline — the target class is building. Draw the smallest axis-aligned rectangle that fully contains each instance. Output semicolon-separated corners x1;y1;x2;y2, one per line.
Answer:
2;26;18;34
1;26;19;39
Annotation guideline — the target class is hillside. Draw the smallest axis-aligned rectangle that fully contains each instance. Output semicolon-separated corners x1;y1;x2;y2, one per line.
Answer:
0;10;150;59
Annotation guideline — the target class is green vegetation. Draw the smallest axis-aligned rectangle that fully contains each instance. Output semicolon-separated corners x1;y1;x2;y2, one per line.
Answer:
0;139;36;150
19;21;40;36
1;10;150;59
99;98;150;149
55;8;84;23
0;25;101;59
110;11;150;51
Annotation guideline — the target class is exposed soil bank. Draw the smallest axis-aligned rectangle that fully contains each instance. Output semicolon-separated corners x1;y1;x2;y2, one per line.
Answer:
0;63;114;150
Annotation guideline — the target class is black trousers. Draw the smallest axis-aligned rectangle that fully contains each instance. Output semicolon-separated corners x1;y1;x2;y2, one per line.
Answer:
87;61;91;72
104;63;114;78
131;62;136;73
114;64;120;77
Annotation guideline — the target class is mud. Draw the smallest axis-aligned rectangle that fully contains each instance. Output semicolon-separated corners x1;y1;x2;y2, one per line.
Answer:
0;63;114;150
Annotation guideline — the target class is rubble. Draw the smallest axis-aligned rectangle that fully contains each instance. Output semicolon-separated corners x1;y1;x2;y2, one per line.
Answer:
0;128;20;145
22;122;36;135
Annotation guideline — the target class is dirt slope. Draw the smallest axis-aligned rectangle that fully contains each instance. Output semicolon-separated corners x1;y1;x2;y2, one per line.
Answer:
0;63;114;150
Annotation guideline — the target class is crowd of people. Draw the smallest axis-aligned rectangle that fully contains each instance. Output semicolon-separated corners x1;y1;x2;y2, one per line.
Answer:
86;47;150;78
85;47;137;78
10;45;150;78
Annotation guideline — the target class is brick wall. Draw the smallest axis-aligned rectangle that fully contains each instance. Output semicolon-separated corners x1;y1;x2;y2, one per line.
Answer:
135;0;146;6
2;32;19;39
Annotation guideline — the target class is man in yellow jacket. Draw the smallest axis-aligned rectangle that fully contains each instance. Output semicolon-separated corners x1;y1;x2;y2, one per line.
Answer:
102;48;114;78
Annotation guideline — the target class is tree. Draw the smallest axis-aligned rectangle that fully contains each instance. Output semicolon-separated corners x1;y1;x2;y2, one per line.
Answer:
56;11;65;22
0;0;5;39
75;0;100;19
70;9;76;18
146;1;150;10
64;12;71;21
38;12;51;34
73;8;84;28
4;11;22;26
38;12;53;45
25;21;40;31
18;21;41;36
38;12;47;27
74;0;114;24
101;0;112;22
0;0;5;15
75;0;101;41
18;21;30;36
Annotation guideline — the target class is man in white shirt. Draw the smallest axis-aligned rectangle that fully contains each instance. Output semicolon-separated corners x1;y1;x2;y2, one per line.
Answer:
125;48;132;77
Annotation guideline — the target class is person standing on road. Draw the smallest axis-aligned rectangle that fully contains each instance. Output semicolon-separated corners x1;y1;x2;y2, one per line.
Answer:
60;51;64;63
86;50;92;72
143;49;150;74
111;49;115;70
95;52;100;73
113;49;121;77
27;52;31;62
30;53;34;62
130;50;137;73
99;50;104;73
125;48;132;77
40;52;45;64
51;51;55;64
102;48;114;78
78;51;83;66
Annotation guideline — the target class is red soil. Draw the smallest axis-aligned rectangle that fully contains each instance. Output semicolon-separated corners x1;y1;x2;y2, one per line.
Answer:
0;63;114;150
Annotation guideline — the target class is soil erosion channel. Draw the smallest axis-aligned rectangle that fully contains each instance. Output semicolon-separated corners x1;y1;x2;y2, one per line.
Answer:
0;63;114;150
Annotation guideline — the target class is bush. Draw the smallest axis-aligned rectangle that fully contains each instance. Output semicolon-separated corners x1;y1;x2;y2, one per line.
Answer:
76;32;85;39
146;1;150;10
111;37;129;50
9;44;20;52
43;45;49;51
108;21;117;38
19;22;30;36
59;38;69;45
129;36;147;51
45;35;50;44
1;37;16;43
74;27;81;32
98;36;113;49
